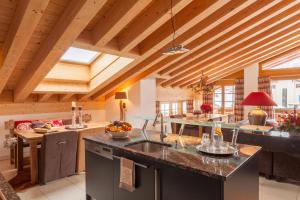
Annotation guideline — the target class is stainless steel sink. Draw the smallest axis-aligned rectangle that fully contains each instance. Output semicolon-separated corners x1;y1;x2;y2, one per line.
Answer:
126;141;172;153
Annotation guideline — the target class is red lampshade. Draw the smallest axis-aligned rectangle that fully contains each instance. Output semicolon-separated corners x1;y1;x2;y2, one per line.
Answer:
241;92;277;106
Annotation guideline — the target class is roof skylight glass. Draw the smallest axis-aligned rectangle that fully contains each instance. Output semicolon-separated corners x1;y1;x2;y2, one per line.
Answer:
61;47;100;64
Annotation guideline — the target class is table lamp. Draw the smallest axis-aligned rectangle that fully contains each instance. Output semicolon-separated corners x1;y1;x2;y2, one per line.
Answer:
241;92;277;125
115;92;127;121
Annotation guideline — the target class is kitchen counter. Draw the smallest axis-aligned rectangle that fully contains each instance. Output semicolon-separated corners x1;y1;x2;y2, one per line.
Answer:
84;129;261;180
0;172;20;200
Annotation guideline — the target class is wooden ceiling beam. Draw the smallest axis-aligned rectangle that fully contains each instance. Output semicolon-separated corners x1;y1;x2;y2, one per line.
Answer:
60;93;74;102
184;37;300;87
265;52;300;69
88;0;252;99
261;45;300;66
91;0;152;47
73;35;139;58
262;47;300;69
206;43;300;84
138;0;220;55
159;0;296;76
116;0;193;53
14;0;108;102
177;29;300;88
0;0;49;94
38;93;52;102
162;13;300;87
137;0;254;75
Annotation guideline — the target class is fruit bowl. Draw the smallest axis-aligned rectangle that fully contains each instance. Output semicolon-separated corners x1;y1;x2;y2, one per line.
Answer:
106;121;132;139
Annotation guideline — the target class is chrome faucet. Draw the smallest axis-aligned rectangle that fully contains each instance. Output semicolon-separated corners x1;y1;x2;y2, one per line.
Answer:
153;113;167;142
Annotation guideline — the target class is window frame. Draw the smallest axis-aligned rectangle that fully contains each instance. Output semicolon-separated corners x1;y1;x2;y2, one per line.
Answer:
213;85;235;114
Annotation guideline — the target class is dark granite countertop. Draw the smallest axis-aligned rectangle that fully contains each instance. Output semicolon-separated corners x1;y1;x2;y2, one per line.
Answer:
84;129;261;181
0;172;20;200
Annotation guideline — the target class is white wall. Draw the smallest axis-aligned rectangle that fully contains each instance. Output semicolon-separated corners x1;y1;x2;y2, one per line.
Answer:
0;110;105;160
156;86;202;110
156;86;194;101
105;79;156;128
244;63;259;118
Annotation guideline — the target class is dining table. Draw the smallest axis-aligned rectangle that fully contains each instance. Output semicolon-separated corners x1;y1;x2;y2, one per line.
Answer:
14;122;109;184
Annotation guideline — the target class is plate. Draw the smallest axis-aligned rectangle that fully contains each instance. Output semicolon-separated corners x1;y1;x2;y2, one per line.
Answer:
196;142;237;156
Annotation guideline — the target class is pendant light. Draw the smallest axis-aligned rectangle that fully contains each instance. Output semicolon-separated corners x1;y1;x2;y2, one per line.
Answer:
163;0;189;55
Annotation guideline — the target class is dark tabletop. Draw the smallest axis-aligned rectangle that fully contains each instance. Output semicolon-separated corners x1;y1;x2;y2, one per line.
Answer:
0;172;20;200
84;129;261;181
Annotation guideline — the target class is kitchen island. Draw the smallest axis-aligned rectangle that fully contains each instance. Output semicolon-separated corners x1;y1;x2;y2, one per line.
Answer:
84;129;261;200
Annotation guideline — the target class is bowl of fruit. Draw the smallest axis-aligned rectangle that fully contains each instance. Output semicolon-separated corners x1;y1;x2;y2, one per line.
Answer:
105;121;132;139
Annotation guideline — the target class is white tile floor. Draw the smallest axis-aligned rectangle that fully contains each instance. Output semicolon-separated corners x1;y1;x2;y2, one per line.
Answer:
1;160;300;200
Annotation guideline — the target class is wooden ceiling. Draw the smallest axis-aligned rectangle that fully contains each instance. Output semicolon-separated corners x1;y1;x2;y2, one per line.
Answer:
0;0;299;102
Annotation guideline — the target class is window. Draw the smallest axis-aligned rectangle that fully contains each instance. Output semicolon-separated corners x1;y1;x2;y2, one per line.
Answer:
282;88;287;108
171;103;178;115
213;87;222;111
271;79;300;108
182;101;187;114
160;103;170;116
61;47;100;64
224;85;235;109
213;85;235;114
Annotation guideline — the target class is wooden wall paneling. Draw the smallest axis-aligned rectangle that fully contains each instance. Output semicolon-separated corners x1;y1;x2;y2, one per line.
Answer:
0;101;105;115
13;0;108;102
60;93;74;102
38;93;52;102
0;0;50;93
34;81;90;94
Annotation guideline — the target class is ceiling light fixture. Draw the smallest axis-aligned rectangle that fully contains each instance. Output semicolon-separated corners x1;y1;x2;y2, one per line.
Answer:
163;0;189;55
192;71;214;94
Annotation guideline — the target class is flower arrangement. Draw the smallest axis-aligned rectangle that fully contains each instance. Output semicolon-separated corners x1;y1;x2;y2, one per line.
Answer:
279;114;300;134
200;104;213;114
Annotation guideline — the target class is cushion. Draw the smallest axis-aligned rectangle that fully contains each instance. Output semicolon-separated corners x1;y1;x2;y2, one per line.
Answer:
16;122;32;131
50;120;63;127
31;121;46;129
15;120;32;127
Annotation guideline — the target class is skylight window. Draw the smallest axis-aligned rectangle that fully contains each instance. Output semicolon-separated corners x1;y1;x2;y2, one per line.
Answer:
61;47;100;64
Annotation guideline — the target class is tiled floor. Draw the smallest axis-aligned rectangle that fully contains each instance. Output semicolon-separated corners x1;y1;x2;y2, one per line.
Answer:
1;160;300;200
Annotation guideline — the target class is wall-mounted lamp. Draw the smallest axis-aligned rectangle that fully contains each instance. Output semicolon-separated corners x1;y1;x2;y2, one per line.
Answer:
115;92;127;121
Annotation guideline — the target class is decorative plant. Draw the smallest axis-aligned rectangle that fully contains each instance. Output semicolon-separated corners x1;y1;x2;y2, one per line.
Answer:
200;104;213;114
279;113;300;134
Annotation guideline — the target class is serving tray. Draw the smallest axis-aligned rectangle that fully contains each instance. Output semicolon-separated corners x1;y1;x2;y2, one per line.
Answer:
196;142;238;156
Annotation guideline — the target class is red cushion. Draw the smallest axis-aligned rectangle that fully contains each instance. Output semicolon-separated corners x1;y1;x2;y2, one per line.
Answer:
16;122;32;131
51;119;63;127
15;120;33;127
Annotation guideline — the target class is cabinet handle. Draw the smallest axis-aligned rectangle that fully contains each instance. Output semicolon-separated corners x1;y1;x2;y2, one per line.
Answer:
113;155;148;169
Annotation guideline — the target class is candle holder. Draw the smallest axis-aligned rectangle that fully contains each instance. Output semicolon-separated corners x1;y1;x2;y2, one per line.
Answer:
71;106;77;128
78;106;84;128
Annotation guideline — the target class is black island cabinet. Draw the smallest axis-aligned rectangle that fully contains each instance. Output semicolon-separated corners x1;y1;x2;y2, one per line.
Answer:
85;139;259;200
